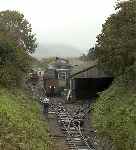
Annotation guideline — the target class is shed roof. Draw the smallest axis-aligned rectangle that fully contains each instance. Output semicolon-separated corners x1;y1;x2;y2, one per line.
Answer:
70;64;112;79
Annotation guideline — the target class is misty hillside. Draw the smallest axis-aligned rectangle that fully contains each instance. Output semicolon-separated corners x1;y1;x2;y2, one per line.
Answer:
33;43;82;58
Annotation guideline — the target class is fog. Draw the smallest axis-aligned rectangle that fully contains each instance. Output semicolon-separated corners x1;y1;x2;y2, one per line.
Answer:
0;0;117;58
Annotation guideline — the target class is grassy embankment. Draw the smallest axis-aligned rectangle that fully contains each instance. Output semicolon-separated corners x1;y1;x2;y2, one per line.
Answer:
92;81;136;150
0;87;54;150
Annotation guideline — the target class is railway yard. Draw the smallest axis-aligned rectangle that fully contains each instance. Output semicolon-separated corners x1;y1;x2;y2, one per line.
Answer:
27;58;113;150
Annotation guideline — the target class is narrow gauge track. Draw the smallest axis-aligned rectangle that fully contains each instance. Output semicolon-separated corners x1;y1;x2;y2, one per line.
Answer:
50;99;95;150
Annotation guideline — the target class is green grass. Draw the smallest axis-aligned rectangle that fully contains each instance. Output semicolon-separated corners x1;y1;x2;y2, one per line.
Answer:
0;87;54;150
92;83;136;150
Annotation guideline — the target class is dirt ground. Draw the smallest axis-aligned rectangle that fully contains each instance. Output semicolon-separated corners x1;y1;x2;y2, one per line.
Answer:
47;111;69;150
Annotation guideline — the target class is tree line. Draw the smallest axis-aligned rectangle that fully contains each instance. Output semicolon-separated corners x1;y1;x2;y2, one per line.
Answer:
0;10;37;87
90;1;136;150
87;0;136;81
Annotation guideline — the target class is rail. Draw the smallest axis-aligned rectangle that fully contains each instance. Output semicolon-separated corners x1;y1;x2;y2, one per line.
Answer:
50;100;95;150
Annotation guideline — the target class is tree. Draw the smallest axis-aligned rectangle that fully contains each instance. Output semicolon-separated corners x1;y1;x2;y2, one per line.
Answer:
0;10;37;54
95;0;136;76
0;10;37;87
92;1;136;150
87;47;96;60
0;36;16;65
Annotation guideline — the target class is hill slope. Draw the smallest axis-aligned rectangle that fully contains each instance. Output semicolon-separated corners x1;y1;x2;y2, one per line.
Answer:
92;82;136;150
33;43;82;58
0;87;54;150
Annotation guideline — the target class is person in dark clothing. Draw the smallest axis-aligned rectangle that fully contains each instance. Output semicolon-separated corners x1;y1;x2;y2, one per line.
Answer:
40;97;50;117
44;103;49;114
50;85;55;97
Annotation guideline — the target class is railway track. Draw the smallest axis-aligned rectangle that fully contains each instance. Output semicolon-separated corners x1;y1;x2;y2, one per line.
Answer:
50;99;96;150
27;79;97;150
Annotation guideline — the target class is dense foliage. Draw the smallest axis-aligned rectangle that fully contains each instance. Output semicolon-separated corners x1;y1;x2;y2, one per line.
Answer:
0;10;55;150
0;10;37;87
92;1;136;150
0;10;37;54
95;0;136;76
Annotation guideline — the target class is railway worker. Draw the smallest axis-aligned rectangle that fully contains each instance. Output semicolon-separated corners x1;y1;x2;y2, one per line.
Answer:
41;97;50;117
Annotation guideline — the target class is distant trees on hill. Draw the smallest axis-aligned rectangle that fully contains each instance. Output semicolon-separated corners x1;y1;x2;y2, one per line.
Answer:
79;47;96;62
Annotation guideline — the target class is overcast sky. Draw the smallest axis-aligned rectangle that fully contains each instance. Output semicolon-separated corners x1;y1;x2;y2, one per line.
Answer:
0;0;117;56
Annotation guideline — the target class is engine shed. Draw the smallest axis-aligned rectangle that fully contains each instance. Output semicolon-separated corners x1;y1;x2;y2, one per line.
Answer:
69;64;113;100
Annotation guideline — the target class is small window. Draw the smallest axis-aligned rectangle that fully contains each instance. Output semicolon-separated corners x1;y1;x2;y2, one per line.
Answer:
58;72;67;80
